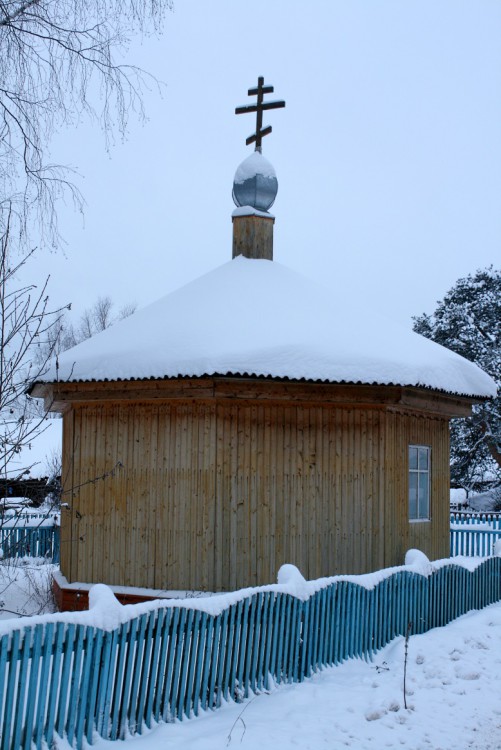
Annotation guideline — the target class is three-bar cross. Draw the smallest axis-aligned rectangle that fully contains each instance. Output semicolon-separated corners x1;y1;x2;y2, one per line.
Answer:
235;76;285;150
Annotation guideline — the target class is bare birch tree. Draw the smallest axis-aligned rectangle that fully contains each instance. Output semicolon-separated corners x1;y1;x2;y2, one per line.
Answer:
0;205;68;491
0;0;171;245
0;0;170;511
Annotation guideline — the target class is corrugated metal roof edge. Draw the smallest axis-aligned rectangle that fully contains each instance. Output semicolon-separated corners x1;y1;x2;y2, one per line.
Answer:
29;371;493;401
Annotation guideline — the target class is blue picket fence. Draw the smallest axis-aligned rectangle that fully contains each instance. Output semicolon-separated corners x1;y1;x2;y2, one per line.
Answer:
0;523;60;563
450;511;501;557
0;555;500;750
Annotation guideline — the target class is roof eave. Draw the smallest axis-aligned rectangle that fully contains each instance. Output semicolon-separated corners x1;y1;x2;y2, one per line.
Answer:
30;374;487;418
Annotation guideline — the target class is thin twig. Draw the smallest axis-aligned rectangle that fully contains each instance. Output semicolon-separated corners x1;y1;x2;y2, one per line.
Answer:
403;621;412;710
226;697;256;746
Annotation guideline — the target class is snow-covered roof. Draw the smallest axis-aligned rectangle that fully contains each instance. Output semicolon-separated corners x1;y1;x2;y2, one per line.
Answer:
38;257;496;399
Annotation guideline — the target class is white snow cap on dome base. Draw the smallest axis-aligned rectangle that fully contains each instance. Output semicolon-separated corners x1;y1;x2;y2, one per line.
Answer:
232;206;274;218
40;257;497;399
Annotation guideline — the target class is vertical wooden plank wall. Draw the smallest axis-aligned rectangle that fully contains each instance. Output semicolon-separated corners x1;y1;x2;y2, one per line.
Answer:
60;409;74;576
384;410;450;566
214;404;387;588
62;399;450;592
66;402;218;590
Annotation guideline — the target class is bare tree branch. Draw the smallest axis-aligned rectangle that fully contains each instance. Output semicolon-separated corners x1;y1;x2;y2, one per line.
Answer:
0;206;70;490
0;0;171;246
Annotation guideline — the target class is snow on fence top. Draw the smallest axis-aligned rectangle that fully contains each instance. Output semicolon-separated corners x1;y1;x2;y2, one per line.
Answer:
0;551;496;636
36;257;496;399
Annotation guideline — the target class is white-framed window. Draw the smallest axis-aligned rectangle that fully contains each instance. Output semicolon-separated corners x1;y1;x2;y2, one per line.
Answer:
408;445;431;521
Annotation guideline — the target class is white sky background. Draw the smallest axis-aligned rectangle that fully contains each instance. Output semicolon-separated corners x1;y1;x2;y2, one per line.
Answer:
23;1;501;328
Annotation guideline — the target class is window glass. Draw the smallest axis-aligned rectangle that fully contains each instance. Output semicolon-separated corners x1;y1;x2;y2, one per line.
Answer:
409;446;418;470
408;472;418;519
418;473;429;518
408;445;430;521
418;447;429;471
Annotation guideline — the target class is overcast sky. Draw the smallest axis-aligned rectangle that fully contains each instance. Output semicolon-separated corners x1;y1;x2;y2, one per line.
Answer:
24;1;501;330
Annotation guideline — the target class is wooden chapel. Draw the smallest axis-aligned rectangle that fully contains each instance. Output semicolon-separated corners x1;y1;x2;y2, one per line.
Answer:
31;78;496;610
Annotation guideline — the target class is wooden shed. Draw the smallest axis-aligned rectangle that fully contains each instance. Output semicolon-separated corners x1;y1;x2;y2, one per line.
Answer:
31;148;496;609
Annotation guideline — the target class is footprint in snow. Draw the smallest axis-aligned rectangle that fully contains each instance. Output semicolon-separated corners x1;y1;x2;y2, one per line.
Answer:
455;669;480;680
465;637;489;650
365;708;387;721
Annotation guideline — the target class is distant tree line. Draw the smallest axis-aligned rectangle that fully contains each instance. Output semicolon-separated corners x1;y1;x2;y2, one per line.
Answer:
35;296;137;364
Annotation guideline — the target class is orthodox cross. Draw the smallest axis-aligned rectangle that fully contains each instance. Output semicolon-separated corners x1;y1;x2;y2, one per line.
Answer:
235;76;285;151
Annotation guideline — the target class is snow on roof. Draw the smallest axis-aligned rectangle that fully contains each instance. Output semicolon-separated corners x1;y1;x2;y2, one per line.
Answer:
39;257;496;399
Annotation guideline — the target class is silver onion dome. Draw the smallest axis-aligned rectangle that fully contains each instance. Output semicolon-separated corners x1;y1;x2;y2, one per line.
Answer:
232;151;278;212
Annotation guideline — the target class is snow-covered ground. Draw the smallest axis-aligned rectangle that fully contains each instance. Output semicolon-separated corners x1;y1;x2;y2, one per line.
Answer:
451;488;501;514
0;558;57;620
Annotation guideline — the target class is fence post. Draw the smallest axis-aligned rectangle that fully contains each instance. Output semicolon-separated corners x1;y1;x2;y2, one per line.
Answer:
52;526;60;564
